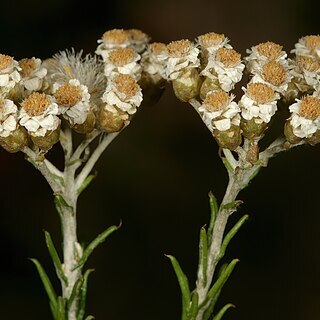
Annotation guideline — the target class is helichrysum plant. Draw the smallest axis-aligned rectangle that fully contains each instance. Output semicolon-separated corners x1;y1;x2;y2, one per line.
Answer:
1;28;320;320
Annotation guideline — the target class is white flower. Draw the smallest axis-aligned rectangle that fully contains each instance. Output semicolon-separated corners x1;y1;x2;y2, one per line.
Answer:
102;74;142;115
19;93;60;137
288;96;320;138
165;40;200;80
0;99;18;138
53;79;91;125
103;47;141;79
201;47;245;92
291;35;320;60
198;91;240;132
197;32;232;55
245;42;287;74
0;54;21;93
19;58;47;91
127;29;150;53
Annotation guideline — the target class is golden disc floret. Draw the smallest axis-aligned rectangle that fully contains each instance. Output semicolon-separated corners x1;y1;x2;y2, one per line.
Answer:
262;60;287;86
296;55;320;72
167;40;192;58
303;35;320;52
256;42;283;60
198;32;225;48
19;58;37;78
203;91;229;112
55;83;82;107
246;83;275;104
22;92;50;116
108;48;135;66
102;29;129;45
0;54;13;71
149;42;167;56
114;74;139;97
299;96;320;120
216;48;241;67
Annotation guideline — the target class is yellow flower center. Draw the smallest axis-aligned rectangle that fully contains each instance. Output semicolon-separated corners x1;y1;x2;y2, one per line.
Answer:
303;35;320;52
296;55;320;72
216;48;241;67
19;58;37;77
0;54;13;71
114;74;139;97
55;83;82;107
246;83;275;104
262;60;287;86
102;29;129;45
256;42;283;59
299;96;320;120
198;32;225;48
203;91;229;112
149;42;167;56
22;93;50;116
167;39;192;58
108;48;135;66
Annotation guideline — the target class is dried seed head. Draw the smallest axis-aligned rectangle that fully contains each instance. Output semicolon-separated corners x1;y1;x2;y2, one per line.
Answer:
303;35;320;52
296;55;320;72
114;74;139;97
299;96;320;120
22;92;50;116
216;48;241;67
149;42;167;56
256;41;283;59
108;47;135;66
0;54;13;71
167;39;192;58
203;90;229;112
55;83;82;106
102;29;129;45
198;32;225;48
262;60;287;86
19;58;37;77
246;83;275;104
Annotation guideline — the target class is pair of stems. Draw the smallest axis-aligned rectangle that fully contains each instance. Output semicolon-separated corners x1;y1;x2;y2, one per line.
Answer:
23;127;119;320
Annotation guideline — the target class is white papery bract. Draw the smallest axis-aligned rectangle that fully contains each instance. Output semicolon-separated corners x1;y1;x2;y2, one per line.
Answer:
0;54;21;93
0;99;18;138
19;58;47;91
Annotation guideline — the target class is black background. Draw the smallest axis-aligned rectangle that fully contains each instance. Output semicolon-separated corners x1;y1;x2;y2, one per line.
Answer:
1;0;320;319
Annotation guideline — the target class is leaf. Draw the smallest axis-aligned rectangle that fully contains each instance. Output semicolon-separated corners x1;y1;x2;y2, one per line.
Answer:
44;231;68;285
73;224;120;270
220;200;243;211
77;174;96;195
30;259;57;315
212;304;235;320
221;158;234;173
207;192;219;243
166;255;191;320
56;296;67;320
187;292;199;320
216;215;249;264
77;269;94;320
197;227;208;287
67;277;83;310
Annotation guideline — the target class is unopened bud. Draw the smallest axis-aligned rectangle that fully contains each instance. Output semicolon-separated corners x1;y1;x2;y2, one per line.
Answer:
213;124;242;150
0;126;28;153
98;105;128;133
246;140;259;164
284;121;302;144
200;77;220;100
172;68;200;102
72;108;96;134
306;129;320;145
241;118;268;139
31;127;60;151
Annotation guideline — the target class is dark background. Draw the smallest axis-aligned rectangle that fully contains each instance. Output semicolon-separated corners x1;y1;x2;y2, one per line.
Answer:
1;0;320;319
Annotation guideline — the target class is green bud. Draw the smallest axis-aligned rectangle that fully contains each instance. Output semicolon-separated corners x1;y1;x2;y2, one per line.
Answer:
72;109;96;134
172;68;201;102
306;129;320;146
284;121;302;144
213;125;242;151
31;127;60;151
0;126;28;153
98;105;127;133
200;77;220;100
241;118;268;139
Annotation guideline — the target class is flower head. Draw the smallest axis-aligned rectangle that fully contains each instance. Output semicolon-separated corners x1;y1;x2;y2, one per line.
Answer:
0;98;18;138
127;29;150;53
292;35;320;59
198;32;231;54
0;54;21;93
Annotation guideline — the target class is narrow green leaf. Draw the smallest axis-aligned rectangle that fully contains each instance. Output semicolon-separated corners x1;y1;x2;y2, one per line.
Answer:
73;224;120;270
84;316;95;320
30;259;57;313
68;277;83;310
221;200;243;211
222;158;234;173
56;296;67;320
77;269;94;320
207;192;219;243
205;259;239;304
166;255;191;320
212;304;235;320
77;174;96;195
216;215;249;264
44;231;68;285
187;292;199;320
197;227;208;287
50;301;57;320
